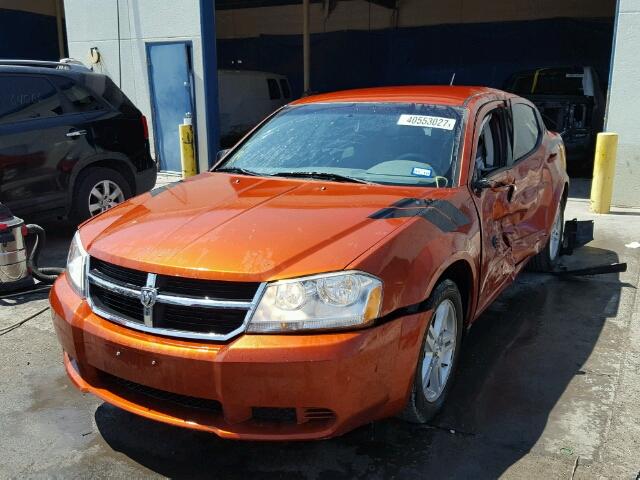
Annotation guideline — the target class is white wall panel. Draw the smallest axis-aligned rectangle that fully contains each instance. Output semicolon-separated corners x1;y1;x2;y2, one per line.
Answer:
64;0;210;172
606;0;640;206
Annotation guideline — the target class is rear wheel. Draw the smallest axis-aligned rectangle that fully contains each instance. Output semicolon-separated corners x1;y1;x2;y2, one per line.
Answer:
70;167;132;224
400;279;463;423
528;201;564;272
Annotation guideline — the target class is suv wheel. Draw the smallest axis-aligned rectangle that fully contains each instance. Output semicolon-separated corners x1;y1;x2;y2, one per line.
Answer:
400;279;463;423
71;167;132;224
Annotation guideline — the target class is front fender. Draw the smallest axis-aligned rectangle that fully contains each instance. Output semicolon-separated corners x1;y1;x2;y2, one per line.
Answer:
347;191;481;321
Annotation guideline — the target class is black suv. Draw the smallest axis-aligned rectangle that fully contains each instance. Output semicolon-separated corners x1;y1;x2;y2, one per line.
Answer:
0;60;157;223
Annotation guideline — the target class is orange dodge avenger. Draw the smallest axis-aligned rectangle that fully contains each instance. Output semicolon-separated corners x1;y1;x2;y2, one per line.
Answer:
51;86;569;440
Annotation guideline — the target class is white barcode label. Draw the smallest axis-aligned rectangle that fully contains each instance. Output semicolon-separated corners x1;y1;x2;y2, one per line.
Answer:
397;114;456;130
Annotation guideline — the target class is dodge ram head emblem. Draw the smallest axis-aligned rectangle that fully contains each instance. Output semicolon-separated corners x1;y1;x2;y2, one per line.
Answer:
140;286;158;309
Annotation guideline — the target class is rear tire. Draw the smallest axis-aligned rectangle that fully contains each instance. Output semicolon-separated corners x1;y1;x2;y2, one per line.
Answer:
527;201;564;272
400;279;464;424
70;167;132;225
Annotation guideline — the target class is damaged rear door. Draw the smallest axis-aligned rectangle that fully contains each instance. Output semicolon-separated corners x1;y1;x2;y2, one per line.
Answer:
503;100;546;263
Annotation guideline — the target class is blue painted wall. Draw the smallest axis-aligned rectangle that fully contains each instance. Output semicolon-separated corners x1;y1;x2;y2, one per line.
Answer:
0;8;59;60
217;17;614;96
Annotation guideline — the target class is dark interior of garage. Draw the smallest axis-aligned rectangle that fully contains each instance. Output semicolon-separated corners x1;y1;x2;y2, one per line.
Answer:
214;0;617;175
215;0;616;96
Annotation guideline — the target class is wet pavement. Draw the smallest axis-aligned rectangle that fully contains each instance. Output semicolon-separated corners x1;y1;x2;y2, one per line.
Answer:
1;181;639;479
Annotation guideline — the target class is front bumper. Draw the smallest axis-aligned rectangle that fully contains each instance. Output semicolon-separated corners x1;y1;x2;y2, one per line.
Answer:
50;274;427;440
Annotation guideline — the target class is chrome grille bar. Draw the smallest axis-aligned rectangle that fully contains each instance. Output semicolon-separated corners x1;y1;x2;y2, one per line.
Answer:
143;273;157;327
87;271;254;308
86;261;266;341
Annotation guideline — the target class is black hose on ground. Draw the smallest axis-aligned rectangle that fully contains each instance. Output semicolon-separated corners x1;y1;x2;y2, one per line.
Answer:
26;224;64;284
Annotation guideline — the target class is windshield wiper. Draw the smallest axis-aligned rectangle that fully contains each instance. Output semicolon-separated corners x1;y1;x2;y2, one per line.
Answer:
215;167;261;176
270;171;373;184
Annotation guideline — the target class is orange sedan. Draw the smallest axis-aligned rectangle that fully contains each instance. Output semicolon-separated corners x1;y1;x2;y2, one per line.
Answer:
51;86;569;440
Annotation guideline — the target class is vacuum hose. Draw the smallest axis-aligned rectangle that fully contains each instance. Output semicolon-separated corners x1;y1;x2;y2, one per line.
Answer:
26;224;65;284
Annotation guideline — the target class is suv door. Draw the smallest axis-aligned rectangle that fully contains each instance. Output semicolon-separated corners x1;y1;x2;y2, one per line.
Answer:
0;74;74;217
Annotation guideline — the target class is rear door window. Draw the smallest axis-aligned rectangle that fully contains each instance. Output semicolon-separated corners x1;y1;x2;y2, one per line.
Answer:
512;103;541;161
267;78;281;100
0;75;63;124
50;77;105;113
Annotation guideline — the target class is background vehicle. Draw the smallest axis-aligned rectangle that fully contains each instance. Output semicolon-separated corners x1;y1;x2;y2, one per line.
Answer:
504;66;604;175
51;86;569;440
0;60;157;223
218;70;292;147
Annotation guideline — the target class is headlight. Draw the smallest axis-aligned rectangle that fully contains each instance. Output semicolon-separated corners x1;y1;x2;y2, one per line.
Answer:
66;231;88;298
247;271;383;333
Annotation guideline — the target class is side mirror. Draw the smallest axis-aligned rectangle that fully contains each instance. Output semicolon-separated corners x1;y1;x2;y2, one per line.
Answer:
216;149;230;162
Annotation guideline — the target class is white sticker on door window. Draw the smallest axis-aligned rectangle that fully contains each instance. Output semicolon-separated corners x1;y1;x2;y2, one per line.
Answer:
397;114;456;130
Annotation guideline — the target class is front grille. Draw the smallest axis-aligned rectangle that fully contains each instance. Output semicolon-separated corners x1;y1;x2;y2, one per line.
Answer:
92;258;147;287
100;371;222;413
87;257;263;340
159;304;247;335
92;283;144;322
252;407;297;424
160;276;258;301
303;408;337;421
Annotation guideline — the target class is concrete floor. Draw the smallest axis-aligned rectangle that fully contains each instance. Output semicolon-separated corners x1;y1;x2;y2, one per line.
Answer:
1;179;639;479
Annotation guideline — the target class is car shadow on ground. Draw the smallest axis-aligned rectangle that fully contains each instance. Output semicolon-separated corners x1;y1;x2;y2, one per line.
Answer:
94;245;625;479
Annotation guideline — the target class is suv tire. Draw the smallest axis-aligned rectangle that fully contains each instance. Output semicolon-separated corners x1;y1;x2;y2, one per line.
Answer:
70;167;132;224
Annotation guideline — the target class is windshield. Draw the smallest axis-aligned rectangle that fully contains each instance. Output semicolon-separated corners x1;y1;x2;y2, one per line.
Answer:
215;103;464;187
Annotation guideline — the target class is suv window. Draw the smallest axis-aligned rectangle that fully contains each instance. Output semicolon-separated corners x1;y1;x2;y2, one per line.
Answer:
0;75;63;123
279;79;291;99
267;78;281;100
512;103;540;161
50;77;104;113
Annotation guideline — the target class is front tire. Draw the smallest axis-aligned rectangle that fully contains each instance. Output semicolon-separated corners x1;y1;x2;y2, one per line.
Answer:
70;167;132;224
400;279;464;423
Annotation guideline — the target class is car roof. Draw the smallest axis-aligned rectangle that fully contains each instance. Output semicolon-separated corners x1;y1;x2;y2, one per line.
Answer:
0;60;99;82
291;85;502;107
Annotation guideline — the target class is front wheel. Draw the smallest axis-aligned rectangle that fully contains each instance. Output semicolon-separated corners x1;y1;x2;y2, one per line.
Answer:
400;279;464;423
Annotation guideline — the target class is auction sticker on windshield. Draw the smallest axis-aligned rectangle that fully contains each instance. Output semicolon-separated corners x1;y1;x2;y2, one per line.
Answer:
397;114;456;130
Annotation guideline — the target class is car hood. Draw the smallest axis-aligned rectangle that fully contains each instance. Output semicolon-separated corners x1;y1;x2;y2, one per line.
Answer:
80;173;453;281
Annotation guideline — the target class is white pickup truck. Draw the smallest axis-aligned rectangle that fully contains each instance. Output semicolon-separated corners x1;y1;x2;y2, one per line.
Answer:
218;70;292;147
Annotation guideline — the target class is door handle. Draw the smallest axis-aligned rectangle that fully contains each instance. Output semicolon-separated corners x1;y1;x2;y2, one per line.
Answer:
66;130;87;138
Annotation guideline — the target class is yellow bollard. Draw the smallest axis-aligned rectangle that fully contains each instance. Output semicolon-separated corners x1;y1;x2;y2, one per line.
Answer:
590;132;619;214
179;123;197;179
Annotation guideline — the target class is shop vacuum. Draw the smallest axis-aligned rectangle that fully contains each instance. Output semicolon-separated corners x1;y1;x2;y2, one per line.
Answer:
0;202;64;295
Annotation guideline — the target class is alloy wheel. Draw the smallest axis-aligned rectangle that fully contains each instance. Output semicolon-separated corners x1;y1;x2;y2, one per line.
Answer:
88;180;125;216
421;299;457;402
